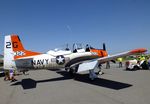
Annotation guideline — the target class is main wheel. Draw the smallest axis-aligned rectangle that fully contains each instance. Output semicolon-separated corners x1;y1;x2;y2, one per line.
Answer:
68;65;79;77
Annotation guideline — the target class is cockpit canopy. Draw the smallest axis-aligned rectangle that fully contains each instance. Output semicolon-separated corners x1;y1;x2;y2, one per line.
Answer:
47;43;92;56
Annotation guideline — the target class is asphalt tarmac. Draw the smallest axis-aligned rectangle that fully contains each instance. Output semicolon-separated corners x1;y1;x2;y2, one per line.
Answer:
0;64;150;104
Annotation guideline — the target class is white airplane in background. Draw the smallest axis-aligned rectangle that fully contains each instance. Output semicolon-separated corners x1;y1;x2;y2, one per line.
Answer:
4;34;147;80
0;54;4;74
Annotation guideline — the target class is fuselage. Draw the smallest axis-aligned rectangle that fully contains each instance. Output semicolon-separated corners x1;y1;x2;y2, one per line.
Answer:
15;50;99;70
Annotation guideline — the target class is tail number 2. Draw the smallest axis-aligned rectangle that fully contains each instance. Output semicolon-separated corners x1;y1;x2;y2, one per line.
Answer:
6;42;18;48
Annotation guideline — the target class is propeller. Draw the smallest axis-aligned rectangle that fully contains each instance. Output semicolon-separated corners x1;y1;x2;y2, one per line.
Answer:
102;43;116;63
103;43;106;51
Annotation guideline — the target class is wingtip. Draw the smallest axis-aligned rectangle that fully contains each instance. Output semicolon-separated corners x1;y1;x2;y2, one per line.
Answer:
130;48;147;54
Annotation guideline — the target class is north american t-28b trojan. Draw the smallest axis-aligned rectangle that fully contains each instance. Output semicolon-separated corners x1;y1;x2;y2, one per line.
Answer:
4;35;147;80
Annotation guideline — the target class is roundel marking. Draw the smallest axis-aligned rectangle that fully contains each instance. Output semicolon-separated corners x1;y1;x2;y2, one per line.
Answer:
56;55;65;65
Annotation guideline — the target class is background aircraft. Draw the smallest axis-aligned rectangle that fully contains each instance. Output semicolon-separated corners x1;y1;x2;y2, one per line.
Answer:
0;54;3;65
3;34;147;80
0;54;4;74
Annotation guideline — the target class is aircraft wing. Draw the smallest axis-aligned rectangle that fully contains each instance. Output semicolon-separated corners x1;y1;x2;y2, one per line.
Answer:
77;48;147;73
97;48;146;63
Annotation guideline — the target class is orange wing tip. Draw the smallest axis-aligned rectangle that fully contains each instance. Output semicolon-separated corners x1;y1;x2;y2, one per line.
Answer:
129;48;147;54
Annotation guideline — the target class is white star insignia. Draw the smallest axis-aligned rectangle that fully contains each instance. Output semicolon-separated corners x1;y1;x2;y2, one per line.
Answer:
57;56;64;63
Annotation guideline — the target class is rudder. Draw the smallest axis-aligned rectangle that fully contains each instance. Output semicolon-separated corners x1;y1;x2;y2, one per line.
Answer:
4;35;16;70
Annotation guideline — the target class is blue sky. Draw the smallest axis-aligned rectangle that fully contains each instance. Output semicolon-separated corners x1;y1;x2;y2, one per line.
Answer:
0;0;150;54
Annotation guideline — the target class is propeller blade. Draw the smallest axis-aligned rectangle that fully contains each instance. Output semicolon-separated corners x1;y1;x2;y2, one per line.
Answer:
103;43;106;51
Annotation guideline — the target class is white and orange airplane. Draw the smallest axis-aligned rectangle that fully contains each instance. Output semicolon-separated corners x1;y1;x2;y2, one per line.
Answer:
4;34;147;80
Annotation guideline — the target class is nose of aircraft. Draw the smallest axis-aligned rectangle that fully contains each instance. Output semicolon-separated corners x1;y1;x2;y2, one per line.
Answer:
90;49;108;57
101;50;108;57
